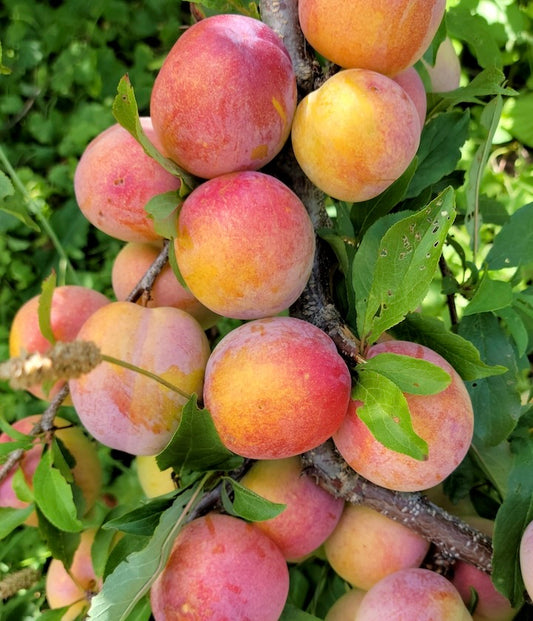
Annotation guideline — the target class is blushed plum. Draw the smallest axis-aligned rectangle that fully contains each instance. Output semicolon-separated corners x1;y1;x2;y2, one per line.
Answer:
298;0;446;76
334;340;474;492
150;513;289;620
240;456;344;561
69;301;210;456
175;171;315;320
150;14;297;179
203;317;352;459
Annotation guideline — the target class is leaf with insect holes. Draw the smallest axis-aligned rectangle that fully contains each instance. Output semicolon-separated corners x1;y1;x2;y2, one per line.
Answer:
352;369;428;460
112;75;195;194
354;187;456;344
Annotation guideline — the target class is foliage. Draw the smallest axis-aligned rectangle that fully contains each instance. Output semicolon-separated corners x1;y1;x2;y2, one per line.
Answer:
0;0;532;619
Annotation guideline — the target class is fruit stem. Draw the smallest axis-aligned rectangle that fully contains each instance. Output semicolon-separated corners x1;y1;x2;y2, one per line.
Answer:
100;354;192;400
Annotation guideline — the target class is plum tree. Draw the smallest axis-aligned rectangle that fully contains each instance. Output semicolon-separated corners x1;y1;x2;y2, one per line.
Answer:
0;1;530;619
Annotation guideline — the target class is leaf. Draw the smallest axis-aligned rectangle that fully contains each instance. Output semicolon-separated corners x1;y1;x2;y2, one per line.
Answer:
156;394;243;475
427;67;516;112
33;448;83;532
88;484;203;621
38;271;57;345
463;275;514;316
497;306;529;359
355;187;456;343
391;313;507;381
351;369;428;460
193;0;260;18
351;157;418;236
37;508;81;568
144;191;182;240
0;506;35;539
361;353;451;395
38;608;72;621
103;497;175;536
12;466;34;503
464;96;504;249
502;93;533;148
279;604;322;621
112;75;195;192
167;237;188;288
458;313;522;447
486;203;533;269
446;8;502;69
0;167;40;231
406;111;470;199
221;477;286;522
492;407;533;607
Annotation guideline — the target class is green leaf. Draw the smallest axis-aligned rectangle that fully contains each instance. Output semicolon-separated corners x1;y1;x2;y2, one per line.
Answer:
355;187;456;343
486;203;533;269
37;507;81;569
392;313;508;381
221;477;286;522
497;306;529;359
38;608;72;621
38;271;57;345
103;497;175;536
167;237;188;289
0;167;40;231
502;93;533;148
0;416;36;447
12;466;34;503
492;407;533;607
458;314;522;447
361;353;451;395
446;8;502;69
33;448;83;532
156;394;243;475
406;111;470;198
279;603;322;621
112;75;195;192
144;191;182;239
0;506;35;539
193;1;260;18
463;275;514;316
427;67;516;112
351;369;428;460
88;483;204;621
0;169;15;201
464;96;504;249
351;157;418;236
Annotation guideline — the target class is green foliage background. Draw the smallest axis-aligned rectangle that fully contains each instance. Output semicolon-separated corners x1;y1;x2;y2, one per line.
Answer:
0;0;532;619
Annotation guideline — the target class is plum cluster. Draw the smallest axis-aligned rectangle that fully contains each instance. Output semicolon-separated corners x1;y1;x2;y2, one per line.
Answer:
1;4;514;621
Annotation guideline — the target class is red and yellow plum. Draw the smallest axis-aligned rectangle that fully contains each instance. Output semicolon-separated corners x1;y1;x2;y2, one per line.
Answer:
175;171;315;320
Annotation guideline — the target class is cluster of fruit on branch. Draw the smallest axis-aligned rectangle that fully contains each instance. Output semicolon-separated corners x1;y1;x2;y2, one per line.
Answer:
1;1;531;620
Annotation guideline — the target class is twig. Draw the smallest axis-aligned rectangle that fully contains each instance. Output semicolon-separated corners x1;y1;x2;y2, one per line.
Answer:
302;441;493;573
